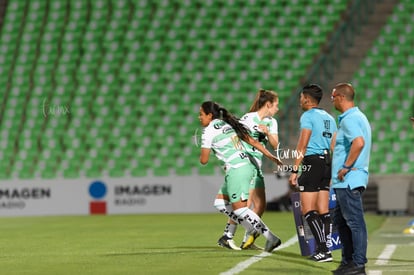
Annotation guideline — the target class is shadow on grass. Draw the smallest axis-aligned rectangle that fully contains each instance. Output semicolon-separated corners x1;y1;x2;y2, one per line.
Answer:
101;246;303;257
102;246;245;256
254;250;340;274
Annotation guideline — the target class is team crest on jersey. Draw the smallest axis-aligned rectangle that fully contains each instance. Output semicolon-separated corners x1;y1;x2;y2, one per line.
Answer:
213;121;225;129
222;126;233;134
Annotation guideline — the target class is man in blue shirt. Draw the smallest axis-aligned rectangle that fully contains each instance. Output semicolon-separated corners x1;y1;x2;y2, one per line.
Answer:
289;84;337;262
330;83;371;275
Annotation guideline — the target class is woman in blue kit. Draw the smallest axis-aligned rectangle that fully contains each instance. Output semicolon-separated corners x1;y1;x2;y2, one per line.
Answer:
289;84;337;262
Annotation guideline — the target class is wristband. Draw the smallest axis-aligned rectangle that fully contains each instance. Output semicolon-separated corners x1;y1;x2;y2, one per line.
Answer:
342;164;352;170
291;169;298;174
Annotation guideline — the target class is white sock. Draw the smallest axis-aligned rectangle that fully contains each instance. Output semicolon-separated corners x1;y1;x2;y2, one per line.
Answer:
214;199;243;224
245;201;255;242
223;223;238;238
233;207;276;241
242;230;249;242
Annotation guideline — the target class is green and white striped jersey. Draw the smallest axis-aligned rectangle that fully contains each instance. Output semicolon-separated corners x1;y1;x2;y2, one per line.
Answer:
240;112;278;167
201;119;250;169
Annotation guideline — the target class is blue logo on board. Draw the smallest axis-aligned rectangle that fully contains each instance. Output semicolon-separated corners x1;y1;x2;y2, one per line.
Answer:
89;181;107;199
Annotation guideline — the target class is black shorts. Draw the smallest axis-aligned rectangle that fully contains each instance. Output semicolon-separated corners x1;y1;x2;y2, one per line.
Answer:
298;155;331;192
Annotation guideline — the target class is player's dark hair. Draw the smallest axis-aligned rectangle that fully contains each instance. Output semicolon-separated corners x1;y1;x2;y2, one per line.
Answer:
302;84;323;104
201;101;250;141
249;89;279;112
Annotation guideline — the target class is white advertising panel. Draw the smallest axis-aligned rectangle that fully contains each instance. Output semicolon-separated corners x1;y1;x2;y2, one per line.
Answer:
0;179;89;216
0;174;287;216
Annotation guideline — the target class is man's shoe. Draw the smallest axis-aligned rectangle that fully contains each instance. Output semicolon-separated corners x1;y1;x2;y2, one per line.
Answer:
240;231;260;249
332;261;353;274
264;235;282;252
342;264;366;275
309;251;332;262
332;262;365;275
217;235;241;250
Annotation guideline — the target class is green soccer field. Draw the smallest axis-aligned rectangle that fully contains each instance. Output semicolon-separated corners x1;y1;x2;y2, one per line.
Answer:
0;212;413;275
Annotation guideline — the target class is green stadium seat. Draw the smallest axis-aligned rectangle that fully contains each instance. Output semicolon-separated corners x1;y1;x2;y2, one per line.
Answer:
350;0;414;174
0;0;374;179
0;169;10;180
198;164;216;176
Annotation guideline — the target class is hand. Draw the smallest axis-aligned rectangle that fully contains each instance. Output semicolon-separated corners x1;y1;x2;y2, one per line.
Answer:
337;168;349;181
289;173;298;187
270;155;283;166
257;124;269;135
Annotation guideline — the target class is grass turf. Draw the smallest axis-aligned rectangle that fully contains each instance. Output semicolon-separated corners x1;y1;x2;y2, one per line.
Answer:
0;212;388;274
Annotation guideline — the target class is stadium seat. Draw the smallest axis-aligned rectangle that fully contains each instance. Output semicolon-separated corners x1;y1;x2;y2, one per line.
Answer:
0;0;360;178
351;0;414;174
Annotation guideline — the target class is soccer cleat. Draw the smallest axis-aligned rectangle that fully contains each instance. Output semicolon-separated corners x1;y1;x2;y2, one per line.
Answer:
309;251;332;262
226;239;242;250
241;231;260;250
264;235;282;252
217;235;242;250
403;226;414;234
240;242;263;250
249;243;264;250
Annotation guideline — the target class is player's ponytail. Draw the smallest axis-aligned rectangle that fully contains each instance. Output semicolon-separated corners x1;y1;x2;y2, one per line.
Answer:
201;101;250;142
249;88;279;112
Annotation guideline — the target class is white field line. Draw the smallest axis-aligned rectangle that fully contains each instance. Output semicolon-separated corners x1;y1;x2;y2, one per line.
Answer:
219;235;298;275
375;244;397;265
368;244;397;275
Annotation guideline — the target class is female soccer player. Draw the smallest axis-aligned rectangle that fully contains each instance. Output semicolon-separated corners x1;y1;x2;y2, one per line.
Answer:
199;101;282;253
216;89;280;250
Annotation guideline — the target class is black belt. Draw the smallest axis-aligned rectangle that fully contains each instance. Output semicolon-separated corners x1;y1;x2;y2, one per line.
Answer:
304;150;331;165
304;154;325;159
